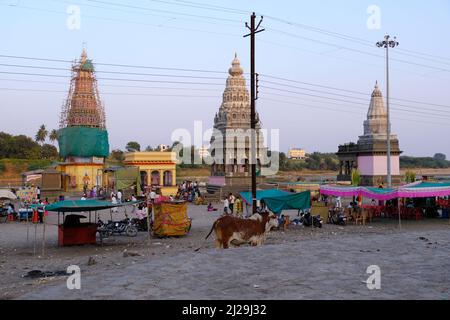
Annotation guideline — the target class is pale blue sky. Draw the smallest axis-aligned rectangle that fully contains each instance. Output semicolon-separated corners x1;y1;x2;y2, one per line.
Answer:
1;0;449;157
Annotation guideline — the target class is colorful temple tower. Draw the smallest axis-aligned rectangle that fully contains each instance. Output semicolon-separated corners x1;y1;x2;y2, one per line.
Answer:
337;82;401;186
56;49;109;192
208;54;266;191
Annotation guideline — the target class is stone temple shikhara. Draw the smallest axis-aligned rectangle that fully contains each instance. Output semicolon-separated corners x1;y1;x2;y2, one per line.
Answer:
337;82;402;186
208;54;266;191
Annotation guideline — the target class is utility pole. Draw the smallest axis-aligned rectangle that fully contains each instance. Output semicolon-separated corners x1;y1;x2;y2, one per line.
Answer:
244;12;264;214
376;34;398;188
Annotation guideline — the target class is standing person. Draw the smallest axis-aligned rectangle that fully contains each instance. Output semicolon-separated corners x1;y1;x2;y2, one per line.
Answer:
82;174;90;195
335;196;342;209
111;193;118;213
149;189;156;203
36;186;41;200
228;193;235;213
235;196;243;215
117;189;123;204
37;200;44;223
222;196;229;214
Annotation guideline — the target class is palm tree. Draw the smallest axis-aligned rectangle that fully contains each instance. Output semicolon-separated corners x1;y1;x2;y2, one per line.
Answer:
49;129;58;145
35;125;48;145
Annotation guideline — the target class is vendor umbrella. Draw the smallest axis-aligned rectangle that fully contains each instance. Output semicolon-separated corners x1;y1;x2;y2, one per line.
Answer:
0;189;17;200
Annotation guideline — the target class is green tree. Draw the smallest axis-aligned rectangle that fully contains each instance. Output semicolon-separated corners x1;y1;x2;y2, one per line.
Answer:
405;170;416;183
434;153;446;161
278;152;287;170
145;145;154;151
35;124;48;145
41;144;59;160
11;135;41;159
110;149;125;161
125;141;141;152
0;132;13;158
49;129;58;145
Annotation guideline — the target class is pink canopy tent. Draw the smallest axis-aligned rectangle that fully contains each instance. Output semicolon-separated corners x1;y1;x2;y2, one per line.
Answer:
320;181;450;227
320;181;450;201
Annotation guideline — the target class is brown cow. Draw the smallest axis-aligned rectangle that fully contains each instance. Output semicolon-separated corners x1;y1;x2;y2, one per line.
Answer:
204;212;279;249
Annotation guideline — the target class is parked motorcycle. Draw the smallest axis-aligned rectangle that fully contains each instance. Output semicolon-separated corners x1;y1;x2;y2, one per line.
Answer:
131;217;149;232
97;217;138;237
299;210;323;228
328;208;347;225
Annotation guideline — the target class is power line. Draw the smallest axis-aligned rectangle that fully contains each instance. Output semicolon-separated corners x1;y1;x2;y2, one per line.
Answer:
147;0;249;15
0;54;229;74
0;87;217;98
0;77;221;91
0;67;447;116
1;55;446;108
268;28;450;73
263;15;450;65
86;0;243;23
261;74;450;109
0;63;227;79
260;81;450;115
0;71;225;85
259;96;450;127
260;86;450;120
259;39;450;82
1;3;242;38
49;0;242;28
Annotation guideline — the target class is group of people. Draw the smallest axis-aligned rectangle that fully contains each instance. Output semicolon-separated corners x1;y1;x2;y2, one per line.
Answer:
176;180;201;202
221;193;243;215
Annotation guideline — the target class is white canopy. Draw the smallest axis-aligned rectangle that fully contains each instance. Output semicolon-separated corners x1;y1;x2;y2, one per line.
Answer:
0;189;17;200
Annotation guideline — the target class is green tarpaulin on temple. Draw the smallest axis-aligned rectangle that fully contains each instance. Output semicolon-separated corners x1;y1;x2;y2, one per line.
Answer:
58;127;109;158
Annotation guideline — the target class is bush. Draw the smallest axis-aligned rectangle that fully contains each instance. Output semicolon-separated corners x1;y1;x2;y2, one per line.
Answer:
27;160;52;171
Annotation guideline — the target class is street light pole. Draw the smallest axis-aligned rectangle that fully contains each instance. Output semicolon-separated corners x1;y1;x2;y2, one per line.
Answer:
376;35;398;188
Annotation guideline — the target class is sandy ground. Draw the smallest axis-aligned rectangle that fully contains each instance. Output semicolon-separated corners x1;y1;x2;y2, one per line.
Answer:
0;204;449;300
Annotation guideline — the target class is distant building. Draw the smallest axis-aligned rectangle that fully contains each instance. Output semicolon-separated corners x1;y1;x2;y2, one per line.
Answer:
336;82;402;186
198;145;210;159
288;148;306;159
157;144;170;152
123;151;177;196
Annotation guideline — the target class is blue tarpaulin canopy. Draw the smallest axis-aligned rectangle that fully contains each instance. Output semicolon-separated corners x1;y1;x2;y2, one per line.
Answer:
44;200;140;212
240;189;311;214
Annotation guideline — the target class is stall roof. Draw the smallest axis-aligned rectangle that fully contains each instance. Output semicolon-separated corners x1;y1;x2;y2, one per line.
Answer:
0;189;17;200
240;189;290;203
320;181;450;200
45;200;140;212
240;189;311;214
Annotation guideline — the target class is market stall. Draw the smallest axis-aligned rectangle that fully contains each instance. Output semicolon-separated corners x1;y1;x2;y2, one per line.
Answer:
43;199;143;247
320;181;450;225
239;189;311;214
152;201;191;237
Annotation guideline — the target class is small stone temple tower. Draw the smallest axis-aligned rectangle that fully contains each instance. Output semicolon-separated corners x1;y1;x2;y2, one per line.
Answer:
337;82;401;186
209;54;265;190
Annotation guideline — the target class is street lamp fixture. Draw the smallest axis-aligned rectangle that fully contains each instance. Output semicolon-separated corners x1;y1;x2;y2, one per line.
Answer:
376;34;399;188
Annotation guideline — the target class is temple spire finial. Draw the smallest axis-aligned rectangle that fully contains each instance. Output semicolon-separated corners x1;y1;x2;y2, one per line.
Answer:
81;44;87;63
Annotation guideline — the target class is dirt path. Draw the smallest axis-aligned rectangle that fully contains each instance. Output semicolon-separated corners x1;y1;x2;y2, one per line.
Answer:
1;205;449;300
